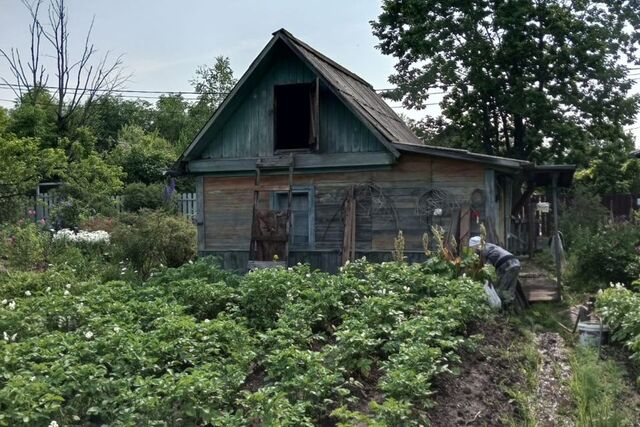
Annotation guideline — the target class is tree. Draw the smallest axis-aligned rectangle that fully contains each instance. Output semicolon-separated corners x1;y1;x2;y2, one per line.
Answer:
108;125;176;184
6;88;57;146
178;56;237;151
153;94;189;146
82;95;154;152
1;0;128;136
372;0;640;162
190;56;236;111
0;133;65;202
575;143;640;194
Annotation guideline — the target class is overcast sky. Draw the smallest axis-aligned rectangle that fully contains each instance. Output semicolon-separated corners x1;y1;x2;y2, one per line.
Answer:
0;0;637;146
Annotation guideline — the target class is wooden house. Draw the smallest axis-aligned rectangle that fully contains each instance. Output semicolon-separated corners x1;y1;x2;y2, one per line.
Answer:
177;29;536;272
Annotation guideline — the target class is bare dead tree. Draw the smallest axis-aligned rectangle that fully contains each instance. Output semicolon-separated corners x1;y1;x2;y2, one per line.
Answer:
0;0;47;104
0;0;128;132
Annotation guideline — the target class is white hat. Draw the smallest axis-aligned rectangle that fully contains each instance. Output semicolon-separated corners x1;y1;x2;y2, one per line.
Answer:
469;236;482;248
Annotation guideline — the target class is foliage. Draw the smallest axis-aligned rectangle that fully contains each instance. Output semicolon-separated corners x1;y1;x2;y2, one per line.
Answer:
0;253;489;425
372;0;640;162
597;286;640;384
121;182;166;212
570;346;636;426
566;222;640;291
108;125;176;185
153;94;189;145
178;56;237;151
83;96;154;152
0;222;49;271
4;90;58;147
110;210;196;277
0;134;66;221
559;185;609;250
575;144;640;195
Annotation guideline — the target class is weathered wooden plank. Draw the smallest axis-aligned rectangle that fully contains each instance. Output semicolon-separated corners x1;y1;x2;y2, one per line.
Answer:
188;151;395;173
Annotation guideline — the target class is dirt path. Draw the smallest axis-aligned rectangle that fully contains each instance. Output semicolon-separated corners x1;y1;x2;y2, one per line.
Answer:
532;332;573;427
428;322;527;426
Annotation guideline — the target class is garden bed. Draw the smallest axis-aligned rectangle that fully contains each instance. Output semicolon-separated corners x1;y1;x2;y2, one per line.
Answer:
0;258;491;426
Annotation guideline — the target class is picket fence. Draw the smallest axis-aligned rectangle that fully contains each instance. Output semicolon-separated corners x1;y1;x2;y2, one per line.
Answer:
27;193;198;221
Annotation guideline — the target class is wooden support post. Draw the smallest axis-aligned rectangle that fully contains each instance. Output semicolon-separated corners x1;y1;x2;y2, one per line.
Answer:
527;200;535;258
552;173;562;299
195;176;205;252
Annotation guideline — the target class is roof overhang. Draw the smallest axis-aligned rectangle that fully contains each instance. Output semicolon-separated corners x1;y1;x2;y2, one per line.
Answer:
523;164;576;187
393;142;531;170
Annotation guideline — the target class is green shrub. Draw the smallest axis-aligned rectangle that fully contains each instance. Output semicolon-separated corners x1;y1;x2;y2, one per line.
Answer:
111;210;196;277
122;182;165;212
566;222;640;291
597;286;640;383
559;185;609;250
0;222;49;270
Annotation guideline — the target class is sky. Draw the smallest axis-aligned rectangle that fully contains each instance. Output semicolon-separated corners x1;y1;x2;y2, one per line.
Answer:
0;0;638;146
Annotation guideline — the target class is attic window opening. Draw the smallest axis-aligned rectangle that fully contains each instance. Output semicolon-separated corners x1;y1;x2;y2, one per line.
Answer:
274;80;319;151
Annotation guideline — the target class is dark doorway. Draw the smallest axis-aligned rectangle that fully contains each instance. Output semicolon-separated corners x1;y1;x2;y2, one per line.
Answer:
274;82;318;151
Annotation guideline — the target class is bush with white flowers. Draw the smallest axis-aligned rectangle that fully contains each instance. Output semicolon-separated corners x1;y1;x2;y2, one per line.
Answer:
53;228;110;245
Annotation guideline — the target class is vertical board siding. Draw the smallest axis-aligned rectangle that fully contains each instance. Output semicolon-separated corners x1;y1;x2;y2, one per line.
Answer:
202;46;385;159
201;155;486;255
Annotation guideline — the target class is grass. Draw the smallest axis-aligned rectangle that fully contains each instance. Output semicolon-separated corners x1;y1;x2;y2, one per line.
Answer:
502;330;540;427
570;347;636;427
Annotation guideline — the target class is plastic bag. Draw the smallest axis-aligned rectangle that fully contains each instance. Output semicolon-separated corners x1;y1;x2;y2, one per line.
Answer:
484;281;502;309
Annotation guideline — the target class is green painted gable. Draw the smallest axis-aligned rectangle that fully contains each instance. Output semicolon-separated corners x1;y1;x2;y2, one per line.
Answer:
199;42;386;160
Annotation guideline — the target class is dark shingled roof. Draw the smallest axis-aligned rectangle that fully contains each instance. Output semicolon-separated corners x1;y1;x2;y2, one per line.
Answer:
278;29;423;148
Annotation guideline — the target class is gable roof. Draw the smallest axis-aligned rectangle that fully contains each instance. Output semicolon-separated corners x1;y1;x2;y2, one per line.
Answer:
178;29;530;170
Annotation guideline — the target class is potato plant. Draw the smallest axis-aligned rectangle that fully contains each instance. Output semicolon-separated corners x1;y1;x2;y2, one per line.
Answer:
0;258;489;425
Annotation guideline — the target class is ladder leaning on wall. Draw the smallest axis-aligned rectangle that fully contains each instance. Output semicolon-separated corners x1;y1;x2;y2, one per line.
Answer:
247;154;294;270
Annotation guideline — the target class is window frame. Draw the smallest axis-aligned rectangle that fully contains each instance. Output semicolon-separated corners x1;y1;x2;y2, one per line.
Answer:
270;186;315;250
272;79;319;153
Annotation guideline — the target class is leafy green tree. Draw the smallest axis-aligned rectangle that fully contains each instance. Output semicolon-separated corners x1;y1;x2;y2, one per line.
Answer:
153;94;189;145
0;107;9;133
0;133;66;220
178;56;237;151
49;127;124;226
82;95;154;152
372;0;640;162
108;125;176;184
575;143;640;194
6;89;58;147
191;56;236;111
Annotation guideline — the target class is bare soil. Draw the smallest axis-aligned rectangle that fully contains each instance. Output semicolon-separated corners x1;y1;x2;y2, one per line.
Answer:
427;321;527;426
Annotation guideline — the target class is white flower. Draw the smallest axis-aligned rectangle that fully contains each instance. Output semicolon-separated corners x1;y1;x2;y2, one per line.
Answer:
46;287;51;293
30;376;35;381
121;267;127;271
1;299;6;305
113;326;121;333
84;331;94;339
3;332;16;342
8;301;15;310
48;421;59;427
3;331;8;341
63;290;70;296
204;319;210;323
189;260;193;264
24;291;32;297
65;284;71;289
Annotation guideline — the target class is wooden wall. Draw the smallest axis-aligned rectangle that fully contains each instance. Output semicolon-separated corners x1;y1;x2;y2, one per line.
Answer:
202;155;486;264
202;42;386;159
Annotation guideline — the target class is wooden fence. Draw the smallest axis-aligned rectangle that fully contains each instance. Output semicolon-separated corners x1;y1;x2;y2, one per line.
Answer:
26;193;198;221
